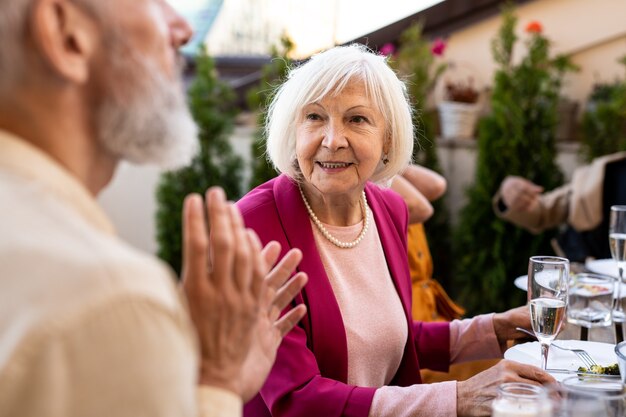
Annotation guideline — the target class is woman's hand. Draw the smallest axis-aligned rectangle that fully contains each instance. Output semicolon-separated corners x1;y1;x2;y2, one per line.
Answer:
456;360;555;417
493;305;533;345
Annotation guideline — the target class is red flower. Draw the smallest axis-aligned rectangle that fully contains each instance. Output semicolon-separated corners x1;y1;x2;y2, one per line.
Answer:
430;38;446;56
379;43;396;56
525;21;543;34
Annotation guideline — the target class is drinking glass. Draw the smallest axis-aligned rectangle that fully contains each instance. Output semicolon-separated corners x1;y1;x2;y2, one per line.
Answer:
610;206;626;322
554;375;626;417
491;383;551;417
616;341;626;386
528;256;569;370
567;273;614;328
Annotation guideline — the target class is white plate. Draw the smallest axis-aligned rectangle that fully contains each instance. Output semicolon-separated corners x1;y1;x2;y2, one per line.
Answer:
514;275;528;291
586;259;619;278
504;340;617;382
515;273;626;299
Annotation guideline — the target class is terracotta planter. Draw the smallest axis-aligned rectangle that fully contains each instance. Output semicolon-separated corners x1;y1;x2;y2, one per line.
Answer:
438;101;480;139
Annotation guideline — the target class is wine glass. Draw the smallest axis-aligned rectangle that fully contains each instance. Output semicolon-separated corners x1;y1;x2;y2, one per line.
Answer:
528;256;569;370
610;206;626;322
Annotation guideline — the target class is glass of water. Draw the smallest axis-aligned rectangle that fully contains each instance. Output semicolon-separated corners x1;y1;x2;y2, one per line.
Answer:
555;375;626;417
610;206;626;322
528;256;569;370
492;383;551;417
567;273;614;328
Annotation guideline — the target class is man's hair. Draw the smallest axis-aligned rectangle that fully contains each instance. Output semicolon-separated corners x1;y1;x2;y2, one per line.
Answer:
0;0;100;95
0;0;31;95
265;43;414;184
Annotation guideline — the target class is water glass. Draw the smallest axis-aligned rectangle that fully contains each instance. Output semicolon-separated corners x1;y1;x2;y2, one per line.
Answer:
552;375;626;417
567;273;614;328
491;383;551;417
616;341;626;386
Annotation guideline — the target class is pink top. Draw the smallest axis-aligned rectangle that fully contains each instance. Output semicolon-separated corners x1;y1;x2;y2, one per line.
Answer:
312;212;503;417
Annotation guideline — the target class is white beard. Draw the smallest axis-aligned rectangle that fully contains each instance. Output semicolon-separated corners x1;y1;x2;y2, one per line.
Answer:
96;53;199;170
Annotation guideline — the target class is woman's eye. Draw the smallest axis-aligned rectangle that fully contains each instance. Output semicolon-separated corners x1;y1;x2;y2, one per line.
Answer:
351;115;368;123
306;113;321;121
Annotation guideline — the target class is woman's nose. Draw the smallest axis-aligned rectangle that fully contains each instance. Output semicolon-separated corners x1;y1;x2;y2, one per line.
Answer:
321;122;348;150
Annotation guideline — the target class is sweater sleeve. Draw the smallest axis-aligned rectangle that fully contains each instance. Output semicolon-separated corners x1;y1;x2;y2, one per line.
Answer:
449;313;504;363
368;382;457;417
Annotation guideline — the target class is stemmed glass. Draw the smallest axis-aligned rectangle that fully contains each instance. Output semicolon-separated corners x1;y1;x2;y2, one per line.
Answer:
610;206;626;322
528;256;569;370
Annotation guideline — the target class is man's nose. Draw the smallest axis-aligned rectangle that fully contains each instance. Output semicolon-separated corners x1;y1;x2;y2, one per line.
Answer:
163;1;193;48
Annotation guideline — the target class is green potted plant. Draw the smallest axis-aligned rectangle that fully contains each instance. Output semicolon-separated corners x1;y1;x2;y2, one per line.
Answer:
438;70;482;139
247;35;294;190
452;8;577;314
155;46;242;275
389;25;454;287
580;56;626;161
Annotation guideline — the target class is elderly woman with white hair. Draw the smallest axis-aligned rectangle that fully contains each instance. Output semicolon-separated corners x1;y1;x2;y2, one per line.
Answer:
237;44;553;417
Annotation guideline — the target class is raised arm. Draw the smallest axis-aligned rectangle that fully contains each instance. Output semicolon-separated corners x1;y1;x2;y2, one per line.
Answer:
181;188;308;411
400;164;447;202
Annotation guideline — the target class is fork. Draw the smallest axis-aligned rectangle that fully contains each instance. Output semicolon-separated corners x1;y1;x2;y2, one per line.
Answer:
550;343;598;368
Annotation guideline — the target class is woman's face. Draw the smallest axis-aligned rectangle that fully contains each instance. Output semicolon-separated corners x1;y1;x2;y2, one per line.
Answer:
295;80;388;199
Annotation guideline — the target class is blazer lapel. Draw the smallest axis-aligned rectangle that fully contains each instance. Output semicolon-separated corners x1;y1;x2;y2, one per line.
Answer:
365;184;413;320
273;175;350;383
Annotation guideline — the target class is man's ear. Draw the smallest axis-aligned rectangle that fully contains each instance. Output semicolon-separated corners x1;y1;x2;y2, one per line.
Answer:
29;0;99;84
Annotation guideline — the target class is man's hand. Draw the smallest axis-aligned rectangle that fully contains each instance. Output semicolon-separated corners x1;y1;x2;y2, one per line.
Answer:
500;176;544;212
238;235;307;401
493;305;533;345
457;360;555;417
180;188;307;399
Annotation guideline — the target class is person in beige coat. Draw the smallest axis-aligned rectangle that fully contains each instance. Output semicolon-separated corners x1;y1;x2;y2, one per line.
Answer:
0;1;307;416
493;151;626;260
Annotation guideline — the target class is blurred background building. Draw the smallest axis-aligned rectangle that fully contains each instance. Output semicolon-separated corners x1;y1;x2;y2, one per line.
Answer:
99;0;626;255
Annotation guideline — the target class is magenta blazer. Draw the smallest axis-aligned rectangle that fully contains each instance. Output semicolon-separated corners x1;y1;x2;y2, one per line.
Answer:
237;174;451;417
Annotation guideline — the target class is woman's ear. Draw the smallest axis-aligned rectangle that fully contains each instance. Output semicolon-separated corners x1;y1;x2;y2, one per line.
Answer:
383;134;391;156
29;0;99;84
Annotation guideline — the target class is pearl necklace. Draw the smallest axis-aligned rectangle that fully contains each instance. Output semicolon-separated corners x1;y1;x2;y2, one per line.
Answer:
298;184;370;249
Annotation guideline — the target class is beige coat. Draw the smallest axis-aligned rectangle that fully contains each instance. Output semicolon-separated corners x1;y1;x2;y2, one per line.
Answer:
493;152;626;233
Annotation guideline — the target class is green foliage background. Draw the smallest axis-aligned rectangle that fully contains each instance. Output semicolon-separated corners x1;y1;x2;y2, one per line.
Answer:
392;23;453;287
155;47;243;276
247;36;294;190
452;7;577;314
580;56;626;162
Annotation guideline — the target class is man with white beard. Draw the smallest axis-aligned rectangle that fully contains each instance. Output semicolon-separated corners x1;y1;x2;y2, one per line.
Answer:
0;1;308;416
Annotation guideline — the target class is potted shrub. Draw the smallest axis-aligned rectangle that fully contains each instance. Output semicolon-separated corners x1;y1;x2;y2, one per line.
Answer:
452;10;577;314
438;67;482;139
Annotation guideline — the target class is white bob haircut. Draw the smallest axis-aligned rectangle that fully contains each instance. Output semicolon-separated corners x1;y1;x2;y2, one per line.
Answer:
265;43;414;184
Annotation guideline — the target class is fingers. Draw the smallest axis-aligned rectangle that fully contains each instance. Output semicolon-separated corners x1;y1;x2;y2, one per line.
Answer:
247;230;266;299
498;360;556;385
274;304;307;337
230;204;253;292
513;362;556;385
502;177;544;211
261;241;281;273
206;187;234;286
181;193;209;289
266;248;303;291
270;272;308;321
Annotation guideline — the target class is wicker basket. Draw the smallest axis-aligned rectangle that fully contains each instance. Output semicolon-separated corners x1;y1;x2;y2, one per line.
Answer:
438;101;480;139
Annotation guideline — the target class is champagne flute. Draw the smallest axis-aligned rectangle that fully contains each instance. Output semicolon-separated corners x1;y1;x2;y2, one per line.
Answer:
610;206;626;323
528;256;569;370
